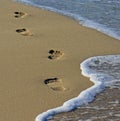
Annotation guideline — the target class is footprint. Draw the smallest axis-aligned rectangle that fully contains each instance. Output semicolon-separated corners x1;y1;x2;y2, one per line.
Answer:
16;28;33;36
44;78;66;91
14;11;28;18
48;49;64;60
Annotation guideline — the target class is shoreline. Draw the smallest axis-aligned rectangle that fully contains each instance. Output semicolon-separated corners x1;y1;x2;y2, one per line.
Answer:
36;54;120;120
15;0;120;40
50;87;120;121
0;0;120;121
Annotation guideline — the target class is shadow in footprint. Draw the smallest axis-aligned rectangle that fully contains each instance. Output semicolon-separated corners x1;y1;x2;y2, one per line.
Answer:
14;11;28;18
44;78;66;91
48;49;64;60
16;28;33;36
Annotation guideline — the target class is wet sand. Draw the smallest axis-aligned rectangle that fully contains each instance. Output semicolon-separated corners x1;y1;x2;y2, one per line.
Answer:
50;86;120;121
0;0;120;121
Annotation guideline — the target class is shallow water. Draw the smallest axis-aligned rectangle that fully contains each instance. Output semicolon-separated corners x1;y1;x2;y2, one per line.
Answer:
15;0;120;40
50;87;120;121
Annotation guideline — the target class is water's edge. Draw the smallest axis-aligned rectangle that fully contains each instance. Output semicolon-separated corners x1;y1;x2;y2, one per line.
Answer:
14;0;120;40
36;55;120;121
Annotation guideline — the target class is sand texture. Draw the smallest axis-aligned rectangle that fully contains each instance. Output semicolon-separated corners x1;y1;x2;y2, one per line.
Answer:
0;0;120;121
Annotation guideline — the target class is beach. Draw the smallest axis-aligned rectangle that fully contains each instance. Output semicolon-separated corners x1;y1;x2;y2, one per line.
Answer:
0;0;120;121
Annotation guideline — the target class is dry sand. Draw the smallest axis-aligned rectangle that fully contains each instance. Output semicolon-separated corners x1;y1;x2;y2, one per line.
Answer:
0;0;120;121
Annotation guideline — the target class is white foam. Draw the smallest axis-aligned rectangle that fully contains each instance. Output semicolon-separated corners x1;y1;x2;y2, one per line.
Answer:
35;55;120;121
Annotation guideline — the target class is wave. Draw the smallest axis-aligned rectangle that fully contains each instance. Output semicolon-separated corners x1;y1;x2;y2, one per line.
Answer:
35;55;120;121
14;0;120;40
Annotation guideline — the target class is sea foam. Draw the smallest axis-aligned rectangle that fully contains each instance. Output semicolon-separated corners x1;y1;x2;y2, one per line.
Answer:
35;55;120;121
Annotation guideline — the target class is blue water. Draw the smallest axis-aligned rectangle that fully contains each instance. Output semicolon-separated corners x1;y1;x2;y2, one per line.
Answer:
15;0;120;40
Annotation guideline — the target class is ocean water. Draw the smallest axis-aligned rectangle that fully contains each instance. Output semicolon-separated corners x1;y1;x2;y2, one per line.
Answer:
15;0;120;40
50;87;120;121
13;0;120;121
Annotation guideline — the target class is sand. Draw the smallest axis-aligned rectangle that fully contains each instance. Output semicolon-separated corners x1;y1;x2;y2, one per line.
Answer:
0;0;120;121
